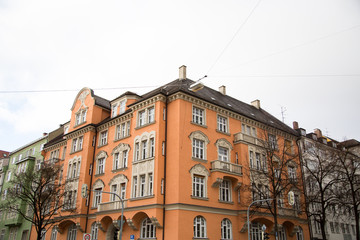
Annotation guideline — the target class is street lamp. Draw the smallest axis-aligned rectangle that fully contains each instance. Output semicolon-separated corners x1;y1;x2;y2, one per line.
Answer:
82;184;125;240
247;199;273;240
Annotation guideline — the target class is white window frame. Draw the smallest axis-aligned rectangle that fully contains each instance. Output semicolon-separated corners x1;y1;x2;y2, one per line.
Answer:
119;100;126;114
193;139;204;159
193;175;205;198
139;175;146;197
93;188;102;208
99;131;108;146
141;218;156;239
192;106;205;125
97;157;105;174
67;224;77;240
221;218;232;240
194;216;206;238
91;222;98;240
217;115;228;133
218;147;229;162
219;179;231;202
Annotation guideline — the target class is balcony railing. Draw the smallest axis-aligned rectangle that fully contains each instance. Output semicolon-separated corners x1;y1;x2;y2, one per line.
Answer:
211;160;242;176
234;132;263;146
98;200;127;212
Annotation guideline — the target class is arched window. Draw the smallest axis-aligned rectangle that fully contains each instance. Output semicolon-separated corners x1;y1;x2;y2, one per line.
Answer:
296;227;304;240
67;224;77;240
221;218;232;240
251;222;262;240
141;218;156;239
194;216;206;238
91;222;98;240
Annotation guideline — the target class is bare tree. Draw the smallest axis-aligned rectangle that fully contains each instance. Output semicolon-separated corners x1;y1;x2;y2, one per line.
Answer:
0;160;70;240
333;147;360;240
300;141;340;240
244;133;300;238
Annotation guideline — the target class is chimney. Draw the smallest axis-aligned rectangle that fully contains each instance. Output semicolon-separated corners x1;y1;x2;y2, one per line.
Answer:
314;128;322;138
251;99;261;109
219;85;226;95
43;132;47;136
179;65;186;80
293;121;299;130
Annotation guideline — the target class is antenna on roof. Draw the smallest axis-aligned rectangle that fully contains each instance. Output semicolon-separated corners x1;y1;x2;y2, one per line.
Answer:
281;106;287;123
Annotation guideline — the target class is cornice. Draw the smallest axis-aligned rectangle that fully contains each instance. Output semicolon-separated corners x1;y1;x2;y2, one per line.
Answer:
130;94;166;111
97;113;132;132
168;92;296;140
44;140;67;152
66;125;96;140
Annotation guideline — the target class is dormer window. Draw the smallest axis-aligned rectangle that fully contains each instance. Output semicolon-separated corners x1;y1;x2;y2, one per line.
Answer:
119;100;126;114
75;109;87;126
112;104;118;117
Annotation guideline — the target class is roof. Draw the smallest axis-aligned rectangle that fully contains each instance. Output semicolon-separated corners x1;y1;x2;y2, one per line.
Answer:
94;94;111;110
341;139;360;148
111;91;141;102
133;78;298;136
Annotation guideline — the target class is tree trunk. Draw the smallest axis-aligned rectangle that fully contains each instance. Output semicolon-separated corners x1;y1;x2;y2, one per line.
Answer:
273;198;278;240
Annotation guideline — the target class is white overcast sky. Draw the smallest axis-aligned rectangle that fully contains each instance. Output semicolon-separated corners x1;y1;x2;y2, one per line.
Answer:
1;0;359;152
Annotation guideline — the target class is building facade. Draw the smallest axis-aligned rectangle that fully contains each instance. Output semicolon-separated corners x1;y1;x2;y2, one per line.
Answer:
33;66;309;240
295;125;359;240
0;135;47;240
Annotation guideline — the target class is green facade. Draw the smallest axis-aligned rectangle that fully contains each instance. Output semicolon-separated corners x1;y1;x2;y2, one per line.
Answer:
0;136;47;240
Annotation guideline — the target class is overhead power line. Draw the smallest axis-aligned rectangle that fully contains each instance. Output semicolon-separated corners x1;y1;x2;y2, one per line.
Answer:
206;0;262;75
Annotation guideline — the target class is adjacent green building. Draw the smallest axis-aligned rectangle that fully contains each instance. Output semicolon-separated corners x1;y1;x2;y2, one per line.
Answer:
0;135;48;240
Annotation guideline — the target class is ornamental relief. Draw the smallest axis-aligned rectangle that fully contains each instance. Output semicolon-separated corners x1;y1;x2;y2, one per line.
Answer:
112;143;131;155
215;138;233;150
96;151;108;160
189;163;209;176
109;174;128;186
189;131;209;144
78;89;90;110
93;179;105;189
132;159;154;175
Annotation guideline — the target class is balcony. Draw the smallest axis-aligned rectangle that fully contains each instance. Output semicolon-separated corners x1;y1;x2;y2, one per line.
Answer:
16;156;35;164
211;160;242;176
234;132;263;146
98;200;127;212
4;214;23;226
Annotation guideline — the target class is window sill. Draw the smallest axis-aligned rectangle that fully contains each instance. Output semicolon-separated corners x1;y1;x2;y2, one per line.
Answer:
216;129;230;136
193;238;209;240
66;177;80;182
191;121;207;129
192;157;207;163
218;200;234;205
69;149;83;155
114;135;131;142
97;143;108;148
95;173;105;177
191;196;209;201
135;121;156;130
133;157;155;164
112;167;128;173
74;121;87;128
129;195;155;201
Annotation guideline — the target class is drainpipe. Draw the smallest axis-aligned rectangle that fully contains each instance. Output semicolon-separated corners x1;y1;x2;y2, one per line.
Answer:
162;96;168;240
85;129;97;233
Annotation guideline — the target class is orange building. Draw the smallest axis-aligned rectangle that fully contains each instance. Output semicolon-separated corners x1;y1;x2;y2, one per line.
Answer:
32;66;309;240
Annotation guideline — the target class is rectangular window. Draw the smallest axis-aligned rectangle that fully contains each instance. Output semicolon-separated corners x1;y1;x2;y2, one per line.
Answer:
285;140;292;154
141;140;147;159
100;131;108;146
94;188;102;207
268;134;278;150
78;136;83;150
148;173;153;195
193;175;205;198
193;139;204;159
114;153;120;170
330;222;335;233
218;147;229;162
217;115;228;132
112;104;118;117
72;139;77;152
288;166;296;181
121;123;126;138
255;153;261;170
139;110;146;126
262;154;267;171
148;107;155;123
219;180;231;202
122;150;128;168
62;146;67;160
119;100;126;114
132;176;138;198
120;183;126;200
97;158;105;174
249;151;254;168
149;138;155;158
242;124;257;137
140;175;146;197
116;125;121;140
135;143;140;161
111;184;117;201
192;107;204;125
